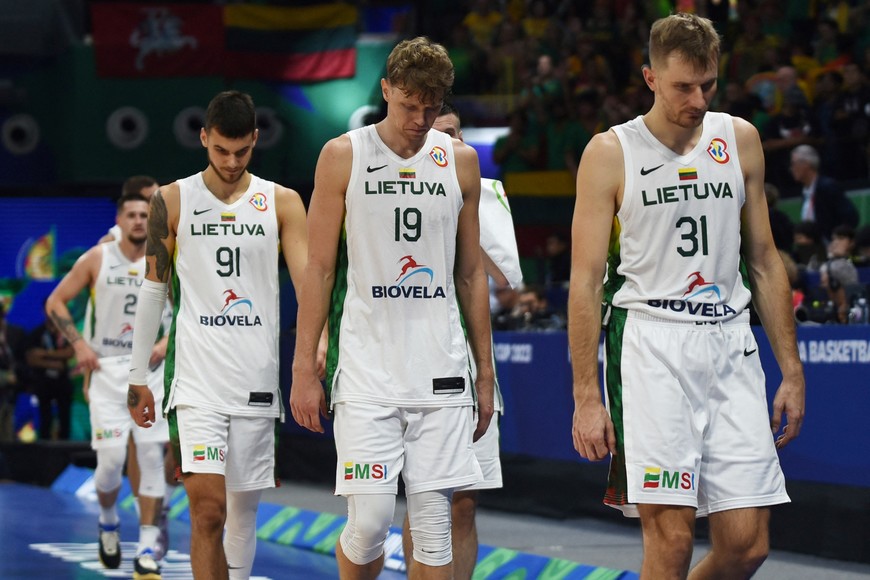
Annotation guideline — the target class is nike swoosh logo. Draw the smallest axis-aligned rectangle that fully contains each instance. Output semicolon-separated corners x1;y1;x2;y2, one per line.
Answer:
109;263;126;269
367;164;388;173
640;164;664;176
743;348;757;357
193;208;212;215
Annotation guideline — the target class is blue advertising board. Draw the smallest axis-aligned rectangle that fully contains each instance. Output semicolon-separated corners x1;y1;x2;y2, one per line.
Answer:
493;327;870;488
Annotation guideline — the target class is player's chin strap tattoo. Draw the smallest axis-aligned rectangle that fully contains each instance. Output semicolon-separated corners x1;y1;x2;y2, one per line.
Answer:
127;387;140;409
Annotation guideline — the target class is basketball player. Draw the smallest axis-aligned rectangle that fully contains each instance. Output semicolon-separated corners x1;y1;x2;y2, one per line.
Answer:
400;102;522;580
291;37;495;580
100;176;159;243
569;13;805;579
126;91;310;580
96;173;177;562
46;192;168;579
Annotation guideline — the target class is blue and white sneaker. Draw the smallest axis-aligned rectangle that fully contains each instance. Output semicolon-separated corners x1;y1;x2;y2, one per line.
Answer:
133;547;162;579
97;522;121;569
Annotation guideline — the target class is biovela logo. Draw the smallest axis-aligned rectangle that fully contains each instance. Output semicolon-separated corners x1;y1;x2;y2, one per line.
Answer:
371;255;446;299
199;288;262;327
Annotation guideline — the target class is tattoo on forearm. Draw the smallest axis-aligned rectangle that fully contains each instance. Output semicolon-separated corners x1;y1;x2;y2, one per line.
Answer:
127;388;140;409
48;309;81;344
146;191;171;280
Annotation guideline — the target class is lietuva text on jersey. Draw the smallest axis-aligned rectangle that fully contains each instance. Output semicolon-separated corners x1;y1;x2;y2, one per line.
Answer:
364;181;447;196
641;182;734;206
189;223;266;236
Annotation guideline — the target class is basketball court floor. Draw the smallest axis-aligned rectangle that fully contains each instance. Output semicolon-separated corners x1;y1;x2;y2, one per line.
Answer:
2;466;869;579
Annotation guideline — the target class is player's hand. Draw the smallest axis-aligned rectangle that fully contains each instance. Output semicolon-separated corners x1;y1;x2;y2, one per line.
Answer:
73;341;100;372
771;374;805;449
149;339;168;368
290;371;329;433
128;383;156;428
572;391;616;461
472;373;495;442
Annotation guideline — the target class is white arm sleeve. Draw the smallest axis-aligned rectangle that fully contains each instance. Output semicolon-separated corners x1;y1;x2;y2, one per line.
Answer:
129;279;168;385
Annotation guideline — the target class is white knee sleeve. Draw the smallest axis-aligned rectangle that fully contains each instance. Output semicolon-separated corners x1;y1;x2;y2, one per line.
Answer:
94;446;127;493
135;441;166;499
225;489;262;579
407;489;453;567
339;494;396;565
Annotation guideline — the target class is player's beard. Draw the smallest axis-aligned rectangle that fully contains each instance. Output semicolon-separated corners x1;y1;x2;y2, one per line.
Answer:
208;157;248;185
128;233;147;246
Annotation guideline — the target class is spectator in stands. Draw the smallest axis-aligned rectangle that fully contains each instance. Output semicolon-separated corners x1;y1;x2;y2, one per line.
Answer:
486;19;527;96
832;63;870;181
793;220;828;271
24;311;74;440
765;182;796;252
812;69;847;175
521;0;549;42
724;10;773;83
774;66;810;112
854;224;870;267
820;225;861;323
542;99;589;177
543;231;571;286
0;303;27;442
763;93;818;198
812;19;845;66
515;284;564;331
462;0;503;49
790;144;860;241
492;108;540;178
491;283;521;331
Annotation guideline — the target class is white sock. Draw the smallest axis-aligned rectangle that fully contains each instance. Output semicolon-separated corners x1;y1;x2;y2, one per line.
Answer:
138;524;160;555
99;506;119;527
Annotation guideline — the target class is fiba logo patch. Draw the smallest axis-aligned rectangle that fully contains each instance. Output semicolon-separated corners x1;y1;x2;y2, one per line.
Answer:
429;146;448;167
707;138;730;164
249;192;268;212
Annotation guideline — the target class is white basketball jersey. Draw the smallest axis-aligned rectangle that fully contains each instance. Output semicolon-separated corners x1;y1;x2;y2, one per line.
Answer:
328;125;469;408
87;241;145;357
607;113;752;322
480;178;522;290
166;173;281;417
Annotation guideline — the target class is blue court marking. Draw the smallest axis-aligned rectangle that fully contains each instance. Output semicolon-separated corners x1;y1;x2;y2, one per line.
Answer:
8;466;638;579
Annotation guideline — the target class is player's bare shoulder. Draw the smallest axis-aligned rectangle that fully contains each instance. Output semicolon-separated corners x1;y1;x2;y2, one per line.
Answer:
577;129;624;199
451;137;480;168
149;181;181;234
313;134;353;198
274;184;306;224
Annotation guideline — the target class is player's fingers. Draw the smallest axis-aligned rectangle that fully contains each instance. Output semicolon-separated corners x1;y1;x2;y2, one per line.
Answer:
605;421;618;456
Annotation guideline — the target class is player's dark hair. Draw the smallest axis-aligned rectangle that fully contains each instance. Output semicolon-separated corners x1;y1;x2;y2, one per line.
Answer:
205;91;257;139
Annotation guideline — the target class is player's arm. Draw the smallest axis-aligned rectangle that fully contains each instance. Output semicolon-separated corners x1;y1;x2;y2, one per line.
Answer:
735;117;805;449
128;185;179;427
276;185;327;378
569;130;621;461
45;246;101;372
290;136;350;433
454;141;494;442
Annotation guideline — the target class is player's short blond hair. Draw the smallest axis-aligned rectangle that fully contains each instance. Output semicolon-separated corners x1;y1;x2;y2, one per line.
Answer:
386;37;454;105
649;13;720;73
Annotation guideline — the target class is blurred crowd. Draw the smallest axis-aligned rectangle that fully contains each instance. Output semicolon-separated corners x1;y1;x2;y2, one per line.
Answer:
0;302;75;443
415;0;870;327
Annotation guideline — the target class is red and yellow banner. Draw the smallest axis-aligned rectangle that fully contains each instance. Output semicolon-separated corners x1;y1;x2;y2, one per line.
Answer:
90;2;357;81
